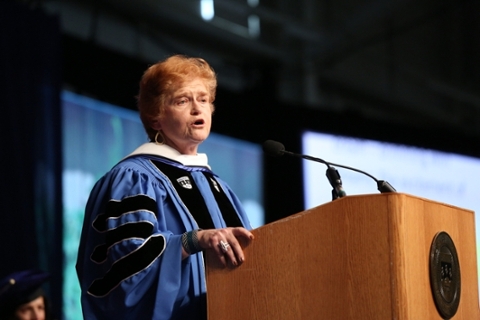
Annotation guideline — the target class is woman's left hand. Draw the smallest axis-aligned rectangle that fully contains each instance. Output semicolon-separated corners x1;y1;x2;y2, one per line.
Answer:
196;227;254;267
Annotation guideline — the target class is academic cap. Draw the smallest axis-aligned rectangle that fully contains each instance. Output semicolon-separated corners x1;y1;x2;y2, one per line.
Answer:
0;269;50;313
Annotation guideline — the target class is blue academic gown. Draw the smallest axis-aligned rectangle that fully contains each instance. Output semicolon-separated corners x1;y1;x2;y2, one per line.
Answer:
76;143;252;320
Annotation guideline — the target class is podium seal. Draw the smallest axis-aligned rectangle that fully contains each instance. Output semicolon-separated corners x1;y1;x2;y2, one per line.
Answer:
429;231;461;319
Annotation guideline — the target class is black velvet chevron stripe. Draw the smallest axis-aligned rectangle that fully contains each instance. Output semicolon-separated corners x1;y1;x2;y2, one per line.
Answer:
90;244;108;264
93;195;157;232
87;234;166;297
90;222;154;263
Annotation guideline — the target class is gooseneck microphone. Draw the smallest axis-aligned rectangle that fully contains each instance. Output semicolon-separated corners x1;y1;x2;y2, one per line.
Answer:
262;140;396;200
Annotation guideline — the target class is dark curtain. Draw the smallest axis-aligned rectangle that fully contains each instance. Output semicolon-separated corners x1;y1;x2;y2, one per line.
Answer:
0;1;63;318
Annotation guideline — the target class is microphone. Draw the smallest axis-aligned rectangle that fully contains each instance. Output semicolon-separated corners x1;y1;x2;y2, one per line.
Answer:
325;166;347;199
262;140;396;196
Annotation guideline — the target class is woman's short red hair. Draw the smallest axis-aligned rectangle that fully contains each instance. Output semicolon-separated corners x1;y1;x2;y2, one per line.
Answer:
137;54;217;141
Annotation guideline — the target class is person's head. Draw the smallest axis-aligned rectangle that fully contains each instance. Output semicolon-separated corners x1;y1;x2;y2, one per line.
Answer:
0;270;50;320
13;295;45;320
137;54;217;154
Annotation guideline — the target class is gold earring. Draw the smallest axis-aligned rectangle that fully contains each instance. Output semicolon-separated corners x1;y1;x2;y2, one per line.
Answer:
154;131;165;145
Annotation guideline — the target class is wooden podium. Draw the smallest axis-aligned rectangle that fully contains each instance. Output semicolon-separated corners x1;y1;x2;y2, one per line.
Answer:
206;193;480;319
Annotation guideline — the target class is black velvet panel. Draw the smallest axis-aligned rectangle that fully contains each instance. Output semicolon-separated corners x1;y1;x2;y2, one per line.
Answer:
152;160;215;229
202;172;242;228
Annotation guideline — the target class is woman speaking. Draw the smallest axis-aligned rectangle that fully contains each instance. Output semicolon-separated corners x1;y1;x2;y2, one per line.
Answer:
76;55;254;320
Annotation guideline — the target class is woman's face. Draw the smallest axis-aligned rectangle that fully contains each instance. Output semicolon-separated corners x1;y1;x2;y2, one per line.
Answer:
153;78;213;155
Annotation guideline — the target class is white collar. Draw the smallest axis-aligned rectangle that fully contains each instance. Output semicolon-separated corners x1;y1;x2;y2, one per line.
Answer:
126;143;211;169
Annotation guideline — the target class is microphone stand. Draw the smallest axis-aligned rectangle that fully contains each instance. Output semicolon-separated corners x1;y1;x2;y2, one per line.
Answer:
281;149;396;199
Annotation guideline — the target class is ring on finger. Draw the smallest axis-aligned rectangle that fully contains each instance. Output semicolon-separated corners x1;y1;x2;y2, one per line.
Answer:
219;240;230;253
